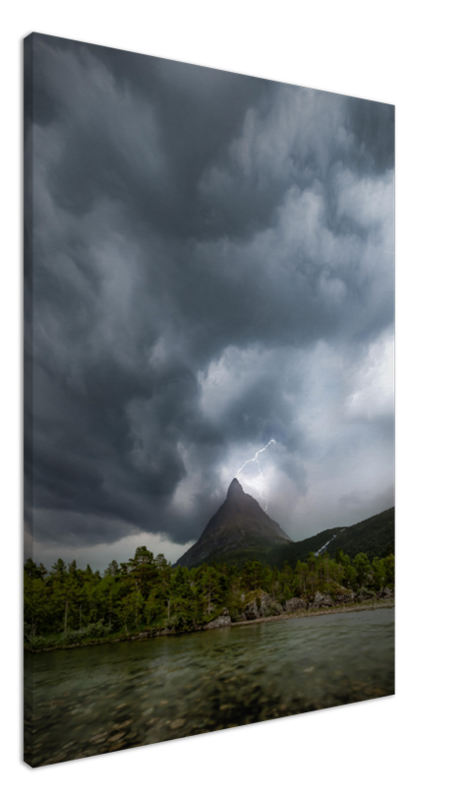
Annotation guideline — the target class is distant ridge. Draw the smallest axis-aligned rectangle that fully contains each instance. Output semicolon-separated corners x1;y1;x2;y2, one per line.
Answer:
175;478;291;568
262;506;395;569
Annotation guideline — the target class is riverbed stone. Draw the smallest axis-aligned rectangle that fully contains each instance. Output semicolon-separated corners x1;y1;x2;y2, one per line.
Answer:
109;742;124;752
169;718;186;730
107;731;125;742
113;718;133;729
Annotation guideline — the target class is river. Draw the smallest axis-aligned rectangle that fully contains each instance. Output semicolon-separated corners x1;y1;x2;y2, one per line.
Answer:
24;608;394;767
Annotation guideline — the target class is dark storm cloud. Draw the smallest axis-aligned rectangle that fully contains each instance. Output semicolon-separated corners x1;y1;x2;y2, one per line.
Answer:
345;96;395;174
32;34;274;238
26;33;394;553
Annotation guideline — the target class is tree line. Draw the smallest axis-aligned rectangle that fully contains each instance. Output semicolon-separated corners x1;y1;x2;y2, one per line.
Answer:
24;546;395;649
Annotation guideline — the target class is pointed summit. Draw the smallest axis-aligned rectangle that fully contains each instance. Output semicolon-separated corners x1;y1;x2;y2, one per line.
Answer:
227;477;244;498
175;478;291;568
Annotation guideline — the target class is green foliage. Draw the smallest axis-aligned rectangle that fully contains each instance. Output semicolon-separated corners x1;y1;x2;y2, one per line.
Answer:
353;553;372;588
242;561;264;591
130;546;155;565
50;558;67;579
360;588;377;599
24;545;395;649
28;635;48;650
371;557;387;590
264;601;283;617
319;581;351;599
24;558;47;579
279;583;294;603
344;564;358;589
61;619;112;643
384;553;395;586
85;619;112;638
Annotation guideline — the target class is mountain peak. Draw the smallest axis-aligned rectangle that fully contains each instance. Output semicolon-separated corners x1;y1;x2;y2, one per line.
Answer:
227;477;244;498
175;476;291;567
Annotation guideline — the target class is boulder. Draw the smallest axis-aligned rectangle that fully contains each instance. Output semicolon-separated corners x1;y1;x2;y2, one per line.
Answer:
132;631;150;640
334;590;354;604
241;599;260;620
238;591;284;622
259;594;284;616
204;608;232;630
375;587;394;599
310;592;333;608
238;592;285;620
285;597;307;613
355;590;375;602
264;601;284;617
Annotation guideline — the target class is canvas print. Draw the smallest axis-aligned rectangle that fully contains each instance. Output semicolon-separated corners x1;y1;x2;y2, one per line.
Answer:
24;33;395;768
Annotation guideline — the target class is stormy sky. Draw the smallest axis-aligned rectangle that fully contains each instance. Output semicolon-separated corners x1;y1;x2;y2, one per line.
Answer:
25;33;394;571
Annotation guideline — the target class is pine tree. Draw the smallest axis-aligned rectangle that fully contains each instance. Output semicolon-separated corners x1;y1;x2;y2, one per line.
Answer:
353;553;371;588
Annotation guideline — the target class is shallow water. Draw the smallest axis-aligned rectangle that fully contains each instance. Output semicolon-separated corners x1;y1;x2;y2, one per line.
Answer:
24;608;394;767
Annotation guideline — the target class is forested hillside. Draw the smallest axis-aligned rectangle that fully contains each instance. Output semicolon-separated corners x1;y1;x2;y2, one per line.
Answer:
326;508;394;560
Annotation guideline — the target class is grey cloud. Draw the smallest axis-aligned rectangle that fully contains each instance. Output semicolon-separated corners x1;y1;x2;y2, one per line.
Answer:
26;33;394;554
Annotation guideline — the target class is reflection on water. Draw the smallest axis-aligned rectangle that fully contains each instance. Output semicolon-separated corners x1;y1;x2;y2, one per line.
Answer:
24;608;394;767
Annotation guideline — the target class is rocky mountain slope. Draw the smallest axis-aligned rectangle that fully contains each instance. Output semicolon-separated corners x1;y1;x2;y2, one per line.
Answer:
175;478;291;568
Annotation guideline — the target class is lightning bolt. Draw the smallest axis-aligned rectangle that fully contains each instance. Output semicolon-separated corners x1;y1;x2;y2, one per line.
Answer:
236;439;276;509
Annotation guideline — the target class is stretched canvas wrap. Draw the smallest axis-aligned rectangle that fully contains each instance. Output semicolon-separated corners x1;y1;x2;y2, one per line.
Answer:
24;33;395;768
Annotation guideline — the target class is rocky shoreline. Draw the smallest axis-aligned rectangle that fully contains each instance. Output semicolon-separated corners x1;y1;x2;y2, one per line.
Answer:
202;586;394;630
232;598;395;627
